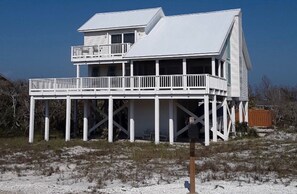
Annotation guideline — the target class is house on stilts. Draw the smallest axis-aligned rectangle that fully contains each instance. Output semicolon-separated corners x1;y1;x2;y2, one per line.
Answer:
29;7;252;145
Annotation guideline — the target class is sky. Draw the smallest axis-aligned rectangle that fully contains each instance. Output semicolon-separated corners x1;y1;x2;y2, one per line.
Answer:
0;0;296;86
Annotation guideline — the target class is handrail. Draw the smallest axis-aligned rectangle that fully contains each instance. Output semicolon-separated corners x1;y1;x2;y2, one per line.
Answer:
29;74;227;94
71;43;132;60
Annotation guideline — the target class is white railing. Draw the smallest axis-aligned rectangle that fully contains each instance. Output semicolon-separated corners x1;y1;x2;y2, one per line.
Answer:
71;43;131;60
208;75;228;91
30;74;227;95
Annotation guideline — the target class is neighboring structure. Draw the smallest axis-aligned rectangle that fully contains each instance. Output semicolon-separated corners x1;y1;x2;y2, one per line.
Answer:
0;73;13;90
29;8;252;145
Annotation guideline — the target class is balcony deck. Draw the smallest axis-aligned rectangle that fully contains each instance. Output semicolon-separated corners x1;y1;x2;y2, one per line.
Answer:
71;43;131;62
29;74;227;99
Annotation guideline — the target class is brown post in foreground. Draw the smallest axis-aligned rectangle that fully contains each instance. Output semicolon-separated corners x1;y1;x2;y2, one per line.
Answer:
188;116;198;194
189;139;198;194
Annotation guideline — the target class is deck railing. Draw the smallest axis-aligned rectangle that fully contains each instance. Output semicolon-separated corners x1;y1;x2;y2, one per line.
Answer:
71;43;131;61
29;74;227;95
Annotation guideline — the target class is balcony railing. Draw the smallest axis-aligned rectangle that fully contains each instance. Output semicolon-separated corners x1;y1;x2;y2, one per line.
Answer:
29;74;227;96
71;43;131;61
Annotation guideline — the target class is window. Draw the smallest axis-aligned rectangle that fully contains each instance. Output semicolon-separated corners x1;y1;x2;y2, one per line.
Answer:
111;33;135;44
111;33;135;54
124;33;135;44
111;34;122;44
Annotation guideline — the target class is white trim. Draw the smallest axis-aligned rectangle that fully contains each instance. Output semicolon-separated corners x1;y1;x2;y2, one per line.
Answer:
129;99;135;142
223;98;228;140
212;95;217;142
65;96;71;141
231;102;236;133
204;95;210;146
239;101;243;123
44;100;49;141
211;57;216;76
169;99;174;144
244;101;249;123
182;58;187;89
29;96;35;143
108;97;113;142
155;96;160;144
83;100;89;141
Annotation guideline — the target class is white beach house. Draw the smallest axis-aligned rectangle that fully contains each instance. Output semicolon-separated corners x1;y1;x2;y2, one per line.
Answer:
29;7;252;145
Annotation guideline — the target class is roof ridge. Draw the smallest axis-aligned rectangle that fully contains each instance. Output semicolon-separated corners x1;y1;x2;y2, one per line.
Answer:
94;7;162;16
165;8;241;18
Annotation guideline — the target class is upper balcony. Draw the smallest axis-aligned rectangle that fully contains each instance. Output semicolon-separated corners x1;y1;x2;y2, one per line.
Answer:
29;74;227;98
71;43;131;62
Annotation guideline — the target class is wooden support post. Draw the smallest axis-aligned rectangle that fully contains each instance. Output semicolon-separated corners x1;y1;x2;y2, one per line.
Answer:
174;101;178;141
212;95;217;142
169;99;174;144
239;101;243;123
108;97;113;143
130;61;134;90
189;140;197;194
73;99;78;137
83;100;88;141
155;97;160;144
223;61;227;79
204;95;210;146
218;60;222;77
76;65;80;89
29;96;35;143
231;102;236;133
223;98;228;140
76;64;80;78
65;96;71;141
211;57;216;76
122;62;125;88
244;101;249;123
44;100;49;141
182;58;187;89
155;60;159;90
129;99;135;142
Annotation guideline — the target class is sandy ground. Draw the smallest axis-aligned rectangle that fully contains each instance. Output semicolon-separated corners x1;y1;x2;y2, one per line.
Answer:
0;170;296;194
0;177;296;194
100;179;297;194
1;131;296;194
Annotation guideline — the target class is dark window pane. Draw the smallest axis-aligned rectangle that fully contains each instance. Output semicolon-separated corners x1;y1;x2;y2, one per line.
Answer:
111;34;122;44
124;33;135;44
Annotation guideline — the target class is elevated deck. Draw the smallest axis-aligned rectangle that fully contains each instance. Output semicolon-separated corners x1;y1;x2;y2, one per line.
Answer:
29;74;227;99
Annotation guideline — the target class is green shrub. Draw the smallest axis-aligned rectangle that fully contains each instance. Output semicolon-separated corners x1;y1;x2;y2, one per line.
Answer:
235;122;258;138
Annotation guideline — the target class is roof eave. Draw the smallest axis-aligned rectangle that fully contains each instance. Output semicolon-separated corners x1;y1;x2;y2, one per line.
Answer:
242;33;252;70
78;25;147;33
123;52;220;60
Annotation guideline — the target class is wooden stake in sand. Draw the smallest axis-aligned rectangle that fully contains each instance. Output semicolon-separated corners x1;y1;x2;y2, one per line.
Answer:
188;117;198;194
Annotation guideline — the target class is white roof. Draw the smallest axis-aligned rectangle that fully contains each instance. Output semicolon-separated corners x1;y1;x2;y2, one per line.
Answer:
78;7;163;32
125;9;240;59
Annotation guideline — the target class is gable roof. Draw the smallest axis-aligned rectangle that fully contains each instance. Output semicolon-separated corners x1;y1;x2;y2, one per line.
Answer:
78;7;163;32
124;9;241;59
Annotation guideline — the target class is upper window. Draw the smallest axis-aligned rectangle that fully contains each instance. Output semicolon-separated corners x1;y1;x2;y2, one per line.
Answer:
111;33;135;44
124;33;135;44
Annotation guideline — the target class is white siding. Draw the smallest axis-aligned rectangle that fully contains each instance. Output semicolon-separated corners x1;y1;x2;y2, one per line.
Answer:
230;16;240;97
84;31;108;46
84;28;146;46
136;28;146;40
240;50;248;101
